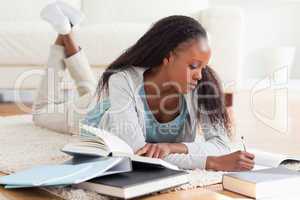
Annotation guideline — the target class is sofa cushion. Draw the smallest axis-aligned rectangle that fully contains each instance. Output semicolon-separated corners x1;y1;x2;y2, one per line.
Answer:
0;0;81;22
0;22;56;65
77;23;151;66
82;0;208;24
0;22;150;66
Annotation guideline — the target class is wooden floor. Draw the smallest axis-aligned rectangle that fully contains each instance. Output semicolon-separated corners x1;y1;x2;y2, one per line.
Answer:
0;103;32;116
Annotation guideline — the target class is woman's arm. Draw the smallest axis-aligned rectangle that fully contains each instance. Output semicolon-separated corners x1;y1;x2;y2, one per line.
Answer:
166;124;232;169
134;133;228;170
136;127;254;171
134;126;230;169
206;151;255;171
101;72;147;152
135;141;255;171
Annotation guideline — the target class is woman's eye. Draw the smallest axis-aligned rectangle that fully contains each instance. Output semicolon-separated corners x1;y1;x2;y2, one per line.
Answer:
189;63;198;69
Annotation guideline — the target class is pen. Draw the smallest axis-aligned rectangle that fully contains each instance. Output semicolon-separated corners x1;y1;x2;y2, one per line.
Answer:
241;136;247;152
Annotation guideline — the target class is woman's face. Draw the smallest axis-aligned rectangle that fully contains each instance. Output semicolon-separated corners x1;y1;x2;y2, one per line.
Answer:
164;38;211;94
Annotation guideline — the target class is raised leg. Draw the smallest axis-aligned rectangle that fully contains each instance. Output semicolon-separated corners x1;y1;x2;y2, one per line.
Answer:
60;33;96;97
32;34;96;135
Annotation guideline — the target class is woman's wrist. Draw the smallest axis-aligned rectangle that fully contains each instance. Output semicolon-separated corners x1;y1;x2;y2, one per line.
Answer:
168;143;188;154
206;156;219;171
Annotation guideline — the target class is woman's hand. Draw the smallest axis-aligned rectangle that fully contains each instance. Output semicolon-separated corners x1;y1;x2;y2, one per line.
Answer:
206;151;255;172
135;143;172;159
135;143;188;159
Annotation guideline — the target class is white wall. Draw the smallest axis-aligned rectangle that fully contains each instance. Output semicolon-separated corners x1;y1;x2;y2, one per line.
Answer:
210;0;300;79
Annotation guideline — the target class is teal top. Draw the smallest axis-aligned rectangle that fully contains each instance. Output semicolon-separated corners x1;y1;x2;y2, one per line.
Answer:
139;85;188;143
82;99;111;128
82;86;188;143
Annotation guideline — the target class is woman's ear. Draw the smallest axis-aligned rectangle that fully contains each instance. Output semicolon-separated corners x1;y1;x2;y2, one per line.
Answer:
163;52;175;66
162;57;169;66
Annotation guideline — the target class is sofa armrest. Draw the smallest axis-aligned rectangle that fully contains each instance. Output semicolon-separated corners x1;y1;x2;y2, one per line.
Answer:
198;7;244;90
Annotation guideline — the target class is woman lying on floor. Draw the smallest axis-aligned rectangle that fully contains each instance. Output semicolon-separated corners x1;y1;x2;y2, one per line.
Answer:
33;1;255;171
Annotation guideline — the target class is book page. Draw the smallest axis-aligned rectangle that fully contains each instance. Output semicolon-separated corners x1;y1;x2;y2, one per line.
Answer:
248;149;288;169
81;125;134;155
286;155;300;162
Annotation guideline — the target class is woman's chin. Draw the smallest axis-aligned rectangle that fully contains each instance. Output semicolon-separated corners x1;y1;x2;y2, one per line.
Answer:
186;85;196;93
181;87;193;94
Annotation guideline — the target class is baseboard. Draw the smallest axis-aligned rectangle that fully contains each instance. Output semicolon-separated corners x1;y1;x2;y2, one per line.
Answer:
0;89;34;103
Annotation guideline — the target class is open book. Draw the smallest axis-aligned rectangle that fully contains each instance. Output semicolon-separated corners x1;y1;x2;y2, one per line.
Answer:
249;148;300;170
62;124;179;171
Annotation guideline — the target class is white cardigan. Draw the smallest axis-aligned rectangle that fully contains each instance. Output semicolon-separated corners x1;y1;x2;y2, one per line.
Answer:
95;66;231;169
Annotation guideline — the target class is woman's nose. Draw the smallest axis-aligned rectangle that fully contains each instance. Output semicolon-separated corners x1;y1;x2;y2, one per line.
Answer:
193;70;202;81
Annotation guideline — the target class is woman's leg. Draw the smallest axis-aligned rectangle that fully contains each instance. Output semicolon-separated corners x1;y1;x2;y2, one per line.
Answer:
62;33;96;97
32;33;96;135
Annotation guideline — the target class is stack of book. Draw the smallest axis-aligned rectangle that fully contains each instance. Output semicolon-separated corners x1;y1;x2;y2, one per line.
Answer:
0;124;189;199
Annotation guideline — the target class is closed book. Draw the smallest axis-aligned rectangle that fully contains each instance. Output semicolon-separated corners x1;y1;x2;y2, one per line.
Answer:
76;164;189;199
222;167;300;199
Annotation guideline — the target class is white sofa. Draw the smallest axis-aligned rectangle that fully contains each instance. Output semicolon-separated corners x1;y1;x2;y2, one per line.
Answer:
0;0;243;95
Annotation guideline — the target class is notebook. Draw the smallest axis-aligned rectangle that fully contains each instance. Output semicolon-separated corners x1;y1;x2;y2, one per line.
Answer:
0;156;131;188
249;149;300;170
222;167;300;199
62;124;179;170
76;163;189;199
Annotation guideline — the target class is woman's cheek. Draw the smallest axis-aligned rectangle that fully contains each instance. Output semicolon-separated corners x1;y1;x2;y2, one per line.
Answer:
183;72;191;92
185;68;193;82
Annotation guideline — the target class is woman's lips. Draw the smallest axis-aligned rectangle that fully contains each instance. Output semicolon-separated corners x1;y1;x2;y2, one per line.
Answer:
189;83;197;87
187;83;197;90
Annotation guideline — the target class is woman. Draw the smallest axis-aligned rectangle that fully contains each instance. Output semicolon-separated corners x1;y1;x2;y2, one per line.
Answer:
33;1;255;171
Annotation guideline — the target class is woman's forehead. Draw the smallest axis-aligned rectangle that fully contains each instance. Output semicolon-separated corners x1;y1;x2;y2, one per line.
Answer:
183;40;210;61
196;38;210;52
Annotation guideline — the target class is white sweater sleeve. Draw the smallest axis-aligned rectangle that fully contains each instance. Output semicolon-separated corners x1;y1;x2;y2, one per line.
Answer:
103;72;146;152
165;126;231;169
